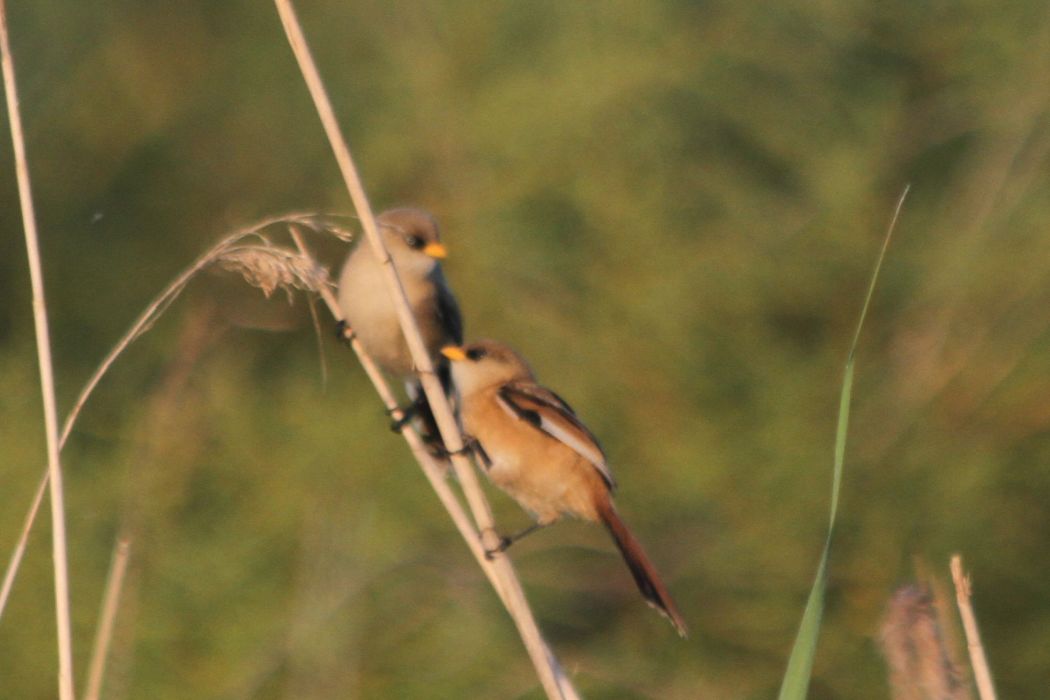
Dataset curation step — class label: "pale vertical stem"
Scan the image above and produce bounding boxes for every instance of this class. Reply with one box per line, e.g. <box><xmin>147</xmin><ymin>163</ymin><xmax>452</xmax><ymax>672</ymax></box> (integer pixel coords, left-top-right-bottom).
<box><xmin>950</xmin><ymin>555</ymin><xmax>997</xmax><ymax>700</ymax></box>
<box><xmin>273</xmin><ymin>6</ymin><xmax>576</xmax><ymax>697</ymax></box>
<box><xmin>82</xmin><ymin>538</ymin><xmax>131</xmax><ymax>700</ymax></box>
<box><xmin>0</xmin><ymin>2</ymin><xmax>75</xmax><ymax>698</ymax></box>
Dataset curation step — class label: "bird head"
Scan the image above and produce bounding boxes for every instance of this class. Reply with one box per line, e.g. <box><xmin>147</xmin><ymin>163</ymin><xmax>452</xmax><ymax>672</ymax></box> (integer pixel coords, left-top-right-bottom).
<box><xmin>376</xmin><ymin>207</ymin><xmax>448</xmax><ymax>274</ymax></box>
<box><xmin>441</xmin><ymin>340</ymin><xmax>534</xmax><ymax>394</ymax></box>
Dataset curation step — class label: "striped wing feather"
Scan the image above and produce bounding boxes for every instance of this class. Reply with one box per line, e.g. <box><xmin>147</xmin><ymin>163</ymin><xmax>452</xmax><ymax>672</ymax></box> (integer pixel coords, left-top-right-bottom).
<box><xmin>496</xmin><ymin>380</ymin><xmax>617</xmax><ymax>491</ymax></box>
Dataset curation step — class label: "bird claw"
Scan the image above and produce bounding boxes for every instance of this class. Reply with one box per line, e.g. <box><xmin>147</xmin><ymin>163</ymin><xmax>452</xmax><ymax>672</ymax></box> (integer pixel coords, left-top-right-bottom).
<box><xmin>434</xmin><ymin>435</ymin><xmax>478</xmax><ymax>459</ymax></box>
<box><xmin>484</xmin><ymin>536</ymin><xmax>512</xmax><ymax>560</ymax></box>
<box><xmin>335</xmin><ymin>320</ymin><xmax>355</xmax><ymax>345</ymax></box>
<box><xmin>386</xmin><ymin>404</ymin><xmax>418</xmax><ymax>433</ymax></box>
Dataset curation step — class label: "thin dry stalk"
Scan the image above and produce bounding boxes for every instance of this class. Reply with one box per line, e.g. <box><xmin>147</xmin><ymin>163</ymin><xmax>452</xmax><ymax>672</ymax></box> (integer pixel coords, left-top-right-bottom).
<box><xmin>0</xmin><ymin>215</ymin><xmax>342</xmax><ymax>624</ymax></box>
<box><xmin>288</xmin><ymin>230</ymin><xmax>512</xmax><ymax>605</ymax></box>
<box><xmin>59</xmin><ymin>213</ymin><xmax>340</xmax><ymax>448</ymax></box>
<box><xmin>0</xmin><ymin>1</ymin><xmax>75</xmax><ymax>696</ymax></box>
<box><xmin>82</xmin><ymin>538</ymin><xmax>131</xmax><ymax>700</ymax></box>
<box><xmin>272</xmin><ymin>4</ymin><xmax>577</xmax><ymax>697</ymax></box>
<box><xmin>950</xmin><ymin>555</ymin><xmax>998</xmax><ymax>700</ymax></box>
<box><xmin>0</xmin><ymin>475</ymin><xmax>47</xmax><ymax>621</ymax></box>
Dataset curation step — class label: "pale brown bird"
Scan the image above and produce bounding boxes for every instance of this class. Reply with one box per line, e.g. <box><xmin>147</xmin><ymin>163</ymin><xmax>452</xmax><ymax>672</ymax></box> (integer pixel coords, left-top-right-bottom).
<box><xmin>441</xmin><ymin>339</ymin><xmax>688</xmax><ymax>637</ymax></box>
<box><xmin>337</xmin><ymin>208</ymin><xmax>462</xmax><ymax>443</ymax></box>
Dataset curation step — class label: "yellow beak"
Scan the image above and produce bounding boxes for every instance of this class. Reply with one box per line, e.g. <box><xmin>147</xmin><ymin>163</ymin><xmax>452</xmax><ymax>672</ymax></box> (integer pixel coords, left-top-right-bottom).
<box><xmin>423</xmin><ymin>242</ymin><xmax>448</xmax><ymax>259</ymax></box>
<box><xmin>441</xmin><ymin>345</ymin><xmax>467</xmax><ymax>362</ymax></box>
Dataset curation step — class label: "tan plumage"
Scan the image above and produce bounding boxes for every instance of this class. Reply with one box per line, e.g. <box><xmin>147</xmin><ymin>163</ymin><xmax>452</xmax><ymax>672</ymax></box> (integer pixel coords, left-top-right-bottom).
<box><xmin>337</xmin><ymin>208</ymin><xmax>462</xmax><ymax>447</ymax></box>
<box><xmin>443</xmin><ymin>339</ymin><xmax>688</xmax><ymax>637</ymax></box>
<box><xmin>337</xmin><ymin>208</ymin><xmax>462</xmax><ymax>379</ymax></box>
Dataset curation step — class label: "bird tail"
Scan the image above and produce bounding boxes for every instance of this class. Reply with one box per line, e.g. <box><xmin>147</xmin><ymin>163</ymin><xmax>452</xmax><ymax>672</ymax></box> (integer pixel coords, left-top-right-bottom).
<box><xmin>597</xmin><ymin>497</ymin><xmax>688</xmax><ymax>638</ymax></box>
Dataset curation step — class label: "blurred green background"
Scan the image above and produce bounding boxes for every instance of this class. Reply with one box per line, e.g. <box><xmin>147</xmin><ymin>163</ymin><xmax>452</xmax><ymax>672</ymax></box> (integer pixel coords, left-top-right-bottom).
<box><xmin>2</xmin><ymin>1</ymin><xmax>1049</xmax><ymax>698</ymax></box>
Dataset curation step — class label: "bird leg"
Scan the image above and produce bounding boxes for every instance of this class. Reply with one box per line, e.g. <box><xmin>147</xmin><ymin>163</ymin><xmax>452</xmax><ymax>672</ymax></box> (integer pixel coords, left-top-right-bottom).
<box><xmin>485</xmin><ymin>522</ymin><xmax>548</xmax><ymax>559</ymax></box>
<box><xmin>387</xmin><ymin>399</ymin><xmax>448</xmax><ymax>459</ymax></box>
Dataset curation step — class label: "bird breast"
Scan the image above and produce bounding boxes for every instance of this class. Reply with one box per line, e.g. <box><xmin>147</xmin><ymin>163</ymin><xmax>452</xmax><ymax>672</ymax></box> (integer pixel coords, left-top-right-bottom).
<box><xmin>462</xmin><ymin>387</ymin><xmax>604</xmax><ymax>524</ymax></box>
<box><xmin>338</xmin><ymin>249</ymin><xmax>429</xmax><ymax>377</ymax></box>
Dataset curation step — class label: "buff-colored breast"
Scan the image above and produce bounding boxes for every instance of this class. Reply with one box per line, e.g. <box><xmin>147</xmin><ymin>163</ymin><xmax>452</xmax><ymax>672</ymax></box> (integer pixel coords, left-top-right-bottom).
<box><xmin>338</xmin><ymin>249</ymin><xmax>445</xmax><ymax>377</ymax></box>
<box><xmin>462</xmin><ymin>385</ymin><xmax>608</xmax><ymax>524</ymax></box>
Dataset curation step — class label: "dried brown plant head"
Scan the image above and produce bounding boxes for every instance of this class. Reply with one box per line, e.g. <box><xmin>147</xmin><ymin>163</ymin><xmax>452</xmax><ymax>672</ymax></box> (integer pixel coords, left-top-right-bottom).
<box><xmin>880</xmin><ymin>584</ymin><xmax>971</xmax><ymax>700</ymax></box>
<box><xmin>218</xmin><ymin>244</ymin><xmax>328</xmax><ymax>301</ymax></box>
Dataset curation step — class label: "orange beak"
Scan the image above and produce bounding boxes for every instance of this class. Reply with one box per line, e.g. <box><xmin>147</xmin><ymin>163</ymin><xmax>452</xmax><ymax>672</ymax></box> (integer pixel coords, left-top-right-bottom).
<box><xmin>441</xmin><ymin>346</ymin><xmax>467</xmax><ymax>361</ymax></box>
<box><xmin>422</xmin><ymin>242</ymin><xmax>448</xmax><ymax>259</ymax></box>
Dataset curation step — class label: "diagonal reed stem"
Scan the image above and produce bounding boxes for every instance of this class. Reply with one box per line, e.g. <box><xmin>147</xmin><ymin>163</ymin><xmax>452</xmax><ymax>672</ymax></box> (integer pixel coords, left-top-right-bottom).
<box><xmin>0</xmin><ymin>216</ymin><xmax>314</xmax><ymax>626</ymax></box>
<box><xmin>0</xmin><ymin>1</ymin><xmax>75</xmax><ymax>697</ymax></box>
<box><xmin>82</xmin><ymin>538</ymin><xmax>131</xmax><ymax>700</ymax></box>
<box><xmin>273</xmin><ymin>3</ymin><xmax>577</xmax><ymax>697</ymax></box>
<box><xmin>288</xmin><ymin>229</ymin><xmax>511</xmax><ymax>600</ymax></box>
<box><xmin>0</xmin><ymin>475</ymin><xmax>48</xmax><ymax>620</ymax></box>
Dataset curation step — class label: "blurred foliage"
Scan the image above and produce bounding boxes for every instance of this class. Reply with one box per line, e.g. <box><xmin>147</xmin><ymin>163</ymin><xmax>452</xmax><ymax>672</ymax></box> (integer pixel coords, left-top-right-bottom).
<box><xmin>2</xmin><ymin>1</ymin><xmax>1049</xmax><ymax>698</ymax></box>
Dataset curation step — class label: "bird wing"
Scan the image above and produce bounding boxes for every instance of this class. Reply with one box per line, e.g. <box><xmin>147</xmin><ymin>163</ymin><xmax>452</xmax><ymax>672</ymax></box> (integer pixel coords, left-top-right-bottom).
<box><xmin>433</xmin><ymin>270</ymin><xmax>464</xmax><ymax>345</ymax></box>
<box><xmin>497</xmin><ymin>380</ymin><xmax>616</xmax><ymax>491</ymax></box>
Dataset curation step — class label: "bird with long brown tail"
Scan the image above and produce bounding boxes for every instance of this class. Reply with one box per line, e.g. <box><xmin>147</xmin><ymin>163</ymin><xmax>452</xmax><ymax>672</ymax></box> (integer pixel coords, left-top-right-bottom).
<box><xmin>442</xmin><ymin>339</ymin><xmax>687</xmax><ymax>637</ymax></box>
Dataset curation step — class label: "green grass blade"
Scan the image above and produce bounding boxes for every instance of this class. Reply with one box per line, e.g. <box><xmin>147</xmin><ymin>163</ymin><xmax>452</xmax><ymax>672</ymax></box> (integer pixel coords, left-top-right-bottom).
<box><xmin>777</xmin><ymin>186</ymin><xmax>910</xmax><ymax>699</ymax></box>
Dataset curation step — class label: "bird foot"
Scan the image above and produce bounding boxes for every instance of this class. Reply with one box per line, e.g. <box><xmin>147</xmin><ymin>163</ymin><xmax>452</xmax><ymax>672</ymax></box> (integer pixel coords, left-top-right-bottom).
<box><xmin>484</xmin><ymin>536</ymin><xmax>512</xmax><ymax>561</ymax></box>
<box><xmin>386</xmin><ymin>404</ymin><xmax>417</xmax><ymax>433</ymax></box>
<box><xmin>433</xmin><ymin>434</ymin><xmax>479</xmax><ymax>459</ymax></box>
<box><xmin>335</xmin><ymin>320</ymin><xmax>355</xmax><ymax>345</ymax></box>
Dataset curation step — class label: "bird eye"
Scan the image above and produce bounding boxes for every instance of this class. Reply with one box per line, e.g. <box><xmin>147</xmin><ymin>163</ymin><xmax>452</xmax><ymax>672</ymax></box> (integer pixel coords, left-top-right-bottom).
<box><xmin>404</xmin><ymin>234</ymin><xmax>425</xmax><ymax>250</ymax></box>
<box><xmin>466</xmin><ymin>347</ymin><xmax>487</xmax><ymax>361</ymax></box>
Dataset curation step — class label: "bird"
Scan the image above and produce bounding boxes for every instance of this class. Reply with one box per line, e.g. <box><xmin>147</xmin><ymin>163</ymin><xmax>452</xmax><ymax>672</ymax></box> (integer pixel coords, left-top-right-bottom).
<box><xmin>337</xmin><ymin>208</ymin><xmax>463</xmax><ymax>447</ymax></box>
<box><xmin>441</xmin><ymin>339</ymin><xmax>688</xmax><ymax>637</ymax></box>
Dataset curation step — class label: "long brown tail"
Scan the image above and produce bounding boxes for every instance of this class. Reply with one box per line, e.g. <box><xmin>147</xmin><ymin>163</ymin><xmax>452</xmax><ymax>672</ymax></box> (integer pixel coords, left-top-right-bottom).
<box><xmin>597</xmin><ymin>497</ymin><xmax>688</xmax><ymax>637</ymax></box>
